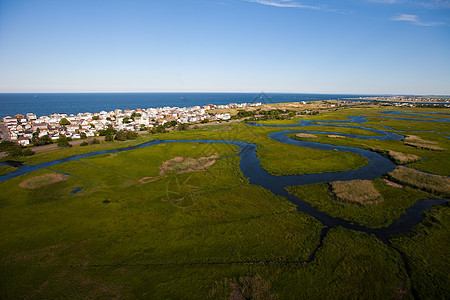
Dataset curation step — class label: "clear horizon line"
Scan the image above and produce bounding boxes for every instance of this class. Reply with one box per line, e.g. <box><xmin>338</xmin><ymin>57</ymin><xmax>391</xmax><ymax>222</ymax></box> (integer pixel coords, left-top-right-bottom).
<box><xmin>0</xmin><ymin>91</ymin><xmax>449</xmax><ymax>96</ymax></box>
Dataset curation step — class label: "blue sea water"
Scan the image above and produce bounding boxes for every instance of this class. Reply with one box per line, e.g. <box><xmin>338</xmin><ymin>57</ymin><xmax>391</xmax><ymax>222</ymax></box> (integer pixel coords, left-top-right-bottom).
<box><xmin>0</xmin><ymin>92</ymin><xmax>373</xmax><ymax>118</ymax></box>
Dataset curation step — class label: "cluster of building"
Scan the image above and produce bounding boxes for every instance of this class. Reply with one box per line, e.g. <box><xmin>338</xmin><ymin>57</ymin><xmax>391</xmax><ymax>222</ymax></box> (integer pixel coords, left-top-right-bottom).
<box><xmin>1</xmin><ymin>102</ymin><xmax>262</xmax><ymax>146</ymax></box>
<box><xmin>354</xmin><ymin>96</ymin><xmax>450</xmax><ymax>103</ymax></box>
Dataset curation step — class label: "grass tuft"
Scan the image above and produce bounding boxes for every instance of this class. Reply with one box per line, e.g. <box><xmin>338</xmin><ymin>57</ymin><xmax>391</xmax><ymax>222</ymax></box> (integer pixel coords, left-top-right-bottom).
<box><xmin>330</xmin><ymin>180</ymin><xmax>382</xmax><ymax>205</ymax></box>
<box><xmin>295</xmin><ymin>133</ymin><xmax>318</xmax><ymax>139</ymax></box>
<box><xmin>403</xmin><ymin>135</ymin><xmax>443</xmax><ymax>151</ymax></box>
<box><xmin>159</xmin><ymin>155</ymin><xmax>217</xmax><ymax>175</ymax></box>
<box><xmin>388</xmin><ymin>166</ymin><xmax>450</xmax><ymax>196</ymax></box>
<box><xmin>19</xmin><ymin>173</ymin><xmax>69</xmax><ymax>189</ymax></box>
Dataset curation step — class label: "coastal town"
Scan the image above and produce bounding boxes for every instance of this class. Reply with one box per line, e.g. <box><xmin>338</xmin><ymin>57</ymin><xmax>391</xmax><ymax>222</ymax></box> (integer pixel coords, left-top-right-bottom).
<box><xmin>2</xmin><ymin>97</ymin><xmax>449</xmax><ymax>148</ymax></box>
<box><xmin>349</xmin><ymin>95</ymin><xmax>450</xmax><ymax>103</ymax></box>
<box><xmin>1</xmin><ymin>102</ymin><xmax>262</xmax><ymax>146</ymax></box>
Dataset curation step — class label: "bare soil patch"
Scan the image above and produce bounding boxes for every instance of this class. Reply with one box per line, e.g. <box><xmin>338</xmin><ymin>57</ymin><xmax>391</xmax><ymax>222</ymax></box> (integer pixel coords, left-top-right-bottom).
<box><xmin>328</xmin><ymin>134</ymin><xmax>345</xmax><ymax>138</ymax></box>
<box><xmin>388</xmin><ymin>166</ymin><xmax>450</xmax><ymax>195</ymax></box>
<box><xmin>403</xmin><ymin>135</ymin><xmax>443</xmax><ymax>151</ymax></box>
<box><xmin>296</xmin><ymin>133</ymin><xmax>318</xmax><ymax>139</ymax></box>
<box><xmin>330</xmin><ymin>180</ymin><xmax>382</xmax><ymax>205</ymax></box>
<box><xmin>19</xmin><ymin>173</ymin><xmax>69</xmax><ymax>190</ymax></box>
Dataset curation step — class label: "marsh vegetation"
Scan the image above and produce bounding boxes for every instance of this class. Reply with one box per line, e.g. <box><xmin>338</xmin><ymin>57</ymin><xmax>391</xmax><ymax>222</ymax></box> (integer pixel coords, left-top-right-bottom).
<box><xmin>0</xmin><ymin>106</ymin><xmax>448</xmax><ymax>298</ymax></box>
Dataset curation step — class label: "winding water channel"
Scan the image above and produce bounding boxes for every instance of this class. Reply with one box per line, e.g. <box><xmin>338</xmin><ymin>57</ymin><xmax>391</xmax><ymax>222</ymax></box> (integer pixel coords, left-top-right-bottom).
<box><xmin>0</xmin><ymin>111</ymin><xmax>448</xmax><ymax>244</ymax></box>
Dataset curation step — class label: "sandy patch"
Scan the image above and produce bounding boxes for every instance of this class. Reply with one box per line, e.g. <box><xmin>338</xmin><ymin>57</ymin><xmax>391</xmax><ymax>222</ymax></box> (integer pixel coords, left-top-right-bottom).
<box><xmin>19</xmin><ymin>173</ymin><xmax>69</xmax><ymax>189</ymax></box>
<box><xmin>328</xmin><ymin>135</ymin><xmax>345</xmax><ymax>138</ymax></box>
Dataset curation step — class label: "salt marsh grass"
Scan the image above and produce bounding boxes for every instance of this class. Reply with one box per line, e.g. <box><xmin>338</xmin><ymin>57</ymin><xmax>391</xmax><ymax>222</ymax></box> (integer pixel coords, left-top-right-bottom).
<box><xmin>388</xmin><ymin>167</ymin><xmax>450</xmax><ymax>196</ymax></box>
<box><xmin>330</xmin><ymin>180</ymin><xmax>382</xmax><ymax>205</ymax></box>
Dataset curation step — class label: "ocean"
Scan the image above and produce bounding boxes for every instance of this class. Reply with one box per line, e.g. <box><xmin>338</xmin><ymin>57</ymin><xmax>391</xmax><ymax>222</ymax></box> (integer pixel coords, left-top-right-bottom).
<box><xmin>0</xmin><ymin>92</ymin><xmax>374</xmax><ymax>118</ymax></box>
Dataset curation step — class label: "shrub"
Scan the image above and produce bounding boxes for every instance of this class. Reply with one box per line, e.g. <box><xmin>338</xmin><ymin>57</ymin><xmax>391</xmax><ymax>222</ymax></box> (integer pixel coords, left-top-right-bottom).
<box><xmin>0</xmin><ymin>141</ymin><xmax>16</xmax><ymax>151</ymax></box>
<box><xmin>126</xmin><ymin>131</ymin><xmax>138</xmax><ymax>140</ymax></box>
<box><xmin>57</xmin><ymin>135</ymin><xmax>72</xmax><ymax>147</ymax></box>
<box><xmin>114</xmin><ymin>130</ymin><xmax>127</xmax><ymax>141</ymax></box>
<box><xmin>22</xmin><ymin>148</ymin><xmax>35</xmax><ymax>156</ymax></box>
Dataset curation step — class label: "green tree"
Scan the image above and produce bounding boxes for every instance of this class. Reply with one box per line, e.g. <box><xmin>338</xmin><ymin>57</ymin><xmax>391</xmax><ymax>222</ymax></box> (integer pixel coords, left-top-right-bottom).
<box><xmin>177</xmin><ymin>124</ymin><xmax>189</xmax><ymax>131</ymax></box>
<box><xmin>114</xmin><ymin>130</ymin><xmax>127</xmax><ymax>141</ymax></box>
<box><xmin>38</xmin><ymin>135</ymin><xmax>52</xmax><ymax>146</ymax></box>
<box><xmin>22</xmin><ymin>148</ymin><xmax>35</xmax><ymax>156</ymax></box>
<box><xmin>0</xmin><ymin>141</ymin><xmax>15</xmax><ymax>151</ymax></box>
<box><xmin>155</xmin><ymin>125</ymin><xmax>166</xmax><ymax>133</ymax></box>
<box><xmin>99</xmin><ymin>125</ymin><xmax>117</xmax><ymax>136</ymax></box>
<box><xmin>126</xmin><ymin>131</ymin><xmax>138</xmax><ymax>140</ymax></box>
<box><xmin>57</xmin><ymin>135</ymin><xmax>72</xmax><ymax>147</ymax></box>
<box><xmin>59</xmin><ymin>118</ymin><xmax>71</xmax><ymax>125</ymax></box>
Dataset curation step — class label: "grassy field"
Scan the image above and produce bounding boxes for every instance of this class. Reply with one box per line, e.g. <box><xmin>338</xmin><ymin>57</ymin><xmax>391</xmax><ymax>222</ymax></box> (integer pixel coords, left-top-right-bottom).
<box><xmin>391</xmin><ymin>203</ymin><xmax>450</xmax><ymax>299</ymax></box>
<box><xmin>286</xmin><ymin>179</ymin><xmax>433</xmax><ymax>228</ymax></box>
<box><xmin>0</xmin><ymin>106</ymin><xmax>448</xmax><ymax>298</ymax></box>
<box><xmin>209</xmin><ymin>227</ymin><xmax>412</xmax><ymax>299</ymax></box>
<box><xmin>2</xmin><ymin>122</ymin><xmax>373</xmax><ymax>177</ymax></box>
<box><xmin>0</xmin><ymin>165</ymin><xmax>18</xmax><ymax>176</ymax></box>
<box><xmin>289</xmin><ymin>129</ymin><xmax>450</xmax><ymax>176</ymax></box>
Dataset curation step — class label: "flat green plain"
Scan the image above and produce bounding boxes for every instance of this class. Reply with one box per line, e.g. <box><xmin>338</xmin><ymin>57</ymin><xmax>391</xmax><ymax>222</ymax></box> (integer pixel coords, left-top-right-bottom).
<box><xmin>0</xmin><ymin>106</ymin><xmax>448</xmax><ymax>298</ymax></box>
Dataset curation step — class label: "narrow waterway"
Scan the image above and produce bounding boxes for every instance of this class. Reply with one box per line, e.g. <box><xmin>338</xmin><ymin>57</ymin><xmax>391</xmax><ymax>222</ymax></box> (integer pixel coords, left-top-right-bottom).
<box><xmin>0</xmin><ymin>111</ymin><xmax>448</xmax><ymax>242</ymax></box>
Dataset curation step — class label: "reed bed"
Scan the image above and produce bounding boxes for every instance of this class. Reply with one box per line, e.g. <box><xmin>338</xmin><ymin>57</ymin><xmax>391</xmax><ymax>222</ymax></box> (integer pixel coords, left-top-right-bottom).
<box><xmin>19</xmin><ymin>173</ymin><xmax>68</xmax><ymax>189</ymax></box>
<box><xmin>403</xmin><ymin>135</ymin><xmax>443</xmax><ymax>151</ymax></box>
<box><xmin>295</xmin><ymin>133</ymin><xmax>318</xmax><ymax>139</ymax></box>
<box><xmin>388</xmin><ymin>166</ymin><xmax>450</xmax><ymax>195</ymax></box>
<box><xmin>330</xmin><ymin>180</ymin><xmax>382</xmax><ymax>205</ymax></box>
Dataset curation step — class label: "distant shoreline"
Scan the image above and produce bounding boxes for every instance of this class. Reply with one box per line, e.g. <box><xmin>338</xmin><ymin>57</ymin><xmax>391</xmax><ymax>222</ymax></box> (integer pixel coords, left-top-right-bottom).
<box><xmin>0</xmin><ymin>92</ymin><xmax>377</xmax><ymax>119</ymax></box>
<box><xmin>1</xmin><ymin>92</ymin><xmax>449</xmax><ymax>119</ymax></box>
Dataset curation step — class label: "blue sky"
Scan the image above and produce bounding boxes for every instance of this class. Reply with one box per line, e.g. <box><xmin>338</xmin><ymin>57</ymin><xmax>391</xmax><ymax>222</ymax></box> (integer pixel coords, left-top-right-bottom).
<box><xmin>0</xmin><ymin>0</ymin><xmax>449</xmax><ymax>94</ymax></box>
